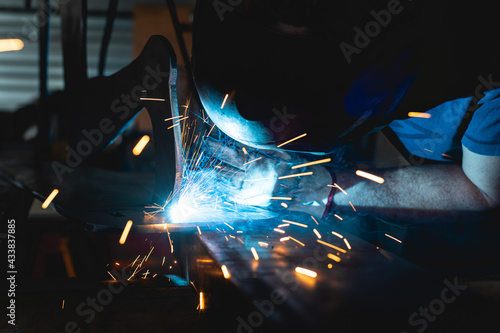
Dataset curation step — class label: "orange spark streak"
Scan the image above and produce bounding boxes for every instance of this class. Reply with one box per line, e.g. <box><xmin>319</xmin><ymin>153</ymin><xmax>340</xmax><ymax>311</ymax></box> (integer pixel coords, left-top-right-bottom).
<box><xmin>311</xmin><ymin>216</ymin><xmax>319</xmax><ymax>225</ymax></box>
<box><xmin>119</xmin><ymin>220</ymin><xmax>133</xmax><ymax>244</ymax></box>
<box><xmin>343</xmin><ymin>238</ymin><xmax>352</xmax><ymax>250</ymax></box>
<box><xmin>282</xmin><ymin>220</ymin><xmax>308</xmax><ymax>228</ymax></box>
<box><xmin>270</xmin><ymin>197</ymin><xmax>292</xmax><ymax>201</ymax></box>
<box><xmin>243</xmin><ymin>157</ymin><xmax>262</xmax><ymax>166</ymax></box>
<box><xmin>251</xmin><ymin>247</ymin><xmax>259</xmax><ymax>260</ymax></box>
<box><xmin>295</xmin><ymin>267</ymin><xmax>317</xmax><ymax>278</ymax></box>
<box><xmin>291</xmin><ymin>158</ymin><xmax>331</xmax><ymax>169</ymax></box>
<box><xmin>221</xmin><ymin>94</ymin><xmax>229</xmax><ymax>109</ymax></box>
<box><xmin>42</xmin><ymin>189</ymin><xmax>59</xmax><ymax>209</ymax></box>
<box><xmin>408</xmin><ymin>112</ymin><xmax>431</xmax><ymax>118</ymax></box>
<box><xmin>278</xmin><ymin>172</ymin><xmax>313</xmax><ymax>180</ymax></box>
<box><xmin>221</xmin><ymin>265</ymin><xmax>231</xmax><ymax>279</ymax></box>
<box><xmin>317</xmin><ymin>239</ymin><xmax>347</xmax><ymax>253</ymax></box>
<box><xmin>139</xmin><ymin>97</ymin><xmax>165</xmax><ymax>101</ymax></box>
<box><xmin>277</xmin><ymin>133</ymin><xmax>307</xmax><ymax>148</ymax></box>
<box><xmin>355</xmin><ymin>170</ymin><xmax>385</xmax><ymax>184</ymax></box>
<box><xmin>327</xmin><ymin>253</ymin><xmax>341</xmax><ymax>262</ymax></box>
<box><xmin>258</xmin><ymin>241</ymin><xmax>269</xmax><ymax>248</ymax></box>
<box><xmin>313</xmin><ymin>229</ymin><xmax>322</xmax><ymax>239</ymax></box>
<box><xmin>289</xmin><ymin>236</ymin><xmax>305</xmax><ymax>246</ymax></box>
<box><xmin>274</xmin><ymin>228</ymin><xmax>285</xmax><ymax>234</ymax></box>
<box><xmin>242</xmin><ymin>147</ymin><xmax>248</xmax><ymax>155</ymax></box>
<box><xmin>334</xmin><ymin>214</ymin><xmax>343</xmax><ymax>220</ymax></box>
<box><xmin>132</xmin><ymin>135</ymin><xmax>150</xmax><ymax>155</ymax></box>
<box><xmin>280</xmin><ymin>237</ymin><xmax>290</xmax><ymax>242</ymax></box>
<box><xmin>327</xmin><ymin>183</ymin><xmax>347</xmax><ymax>195</ymax></box>
<box><xmin>349</xmin><ymin>201</ymin><xmax>356</xmax><ymax>212</ymax></box>
<box><xmin>385</xmin><ymin>233</ymin><xmax>402</xmax><ymax>243</ymax></box>
<box><xmin>331</xmin><ymin>231</ymin><xmax>343</xmax><ymax>239</ymax></box>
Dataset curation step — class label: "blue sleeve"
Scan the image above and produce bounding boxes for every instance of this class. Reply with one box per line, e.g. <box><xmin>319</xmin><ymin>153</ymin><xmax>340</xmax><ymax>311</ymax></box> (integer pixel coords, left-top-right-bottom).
<box><xmin>461</xmin><ymin>92</ymin><xmax>500</xmax><ymax>156</ymax></box>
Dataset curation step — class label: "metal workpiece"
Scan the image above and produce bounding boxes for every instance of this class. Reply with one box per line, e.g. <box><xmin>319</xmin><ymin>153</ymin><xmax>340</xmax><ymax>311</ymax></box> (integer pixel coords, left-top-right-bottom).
<box><xmin>172</xmin><ymin>214</ymin><xmax>442</xmax><ymax>332</ymax></box>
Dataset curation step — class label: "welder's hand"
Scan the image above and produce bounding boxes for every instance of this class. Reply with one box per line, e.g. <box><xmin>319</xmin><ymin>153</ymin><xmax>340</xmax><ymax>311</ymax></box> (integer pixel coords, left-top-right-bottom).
<box><xmin>203</xmin><ymin>137</ymin><xmax>333</xmax><ymax>218</ymax></box>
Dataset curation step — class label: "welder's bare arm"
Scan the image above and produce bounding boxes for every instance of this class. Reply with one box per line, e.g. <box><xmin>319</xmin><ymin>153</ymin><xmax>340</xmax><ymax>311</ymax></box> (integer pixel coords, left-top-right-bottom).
<box><xmin>324</xmin><ymin>145</ymin><xmax>500</xmax><ymax>223</ymax></box>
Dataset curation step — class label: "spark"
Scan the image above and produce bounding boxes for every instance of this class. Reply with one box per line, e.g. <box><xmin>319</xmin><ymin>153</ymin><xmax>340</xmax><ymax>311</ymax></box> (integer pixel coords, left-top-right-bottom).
<box><xmin>115</xmin><ymin>262</ymin><xmax>120</xmax><ymax>266</ymax></box>
<box><xmin>153</xmin><ymin>274</ymin><xmax>157</xmax><ymax>278</ymax></box>
<box><xmin>206</xmin><ymin>123</ymin><xmax>216</xmax><ymax>137</ymax></box>
<box><xmin>328</xmin><ymin>183</ymin><xmax>347</xmax><ymax>195</ymax></box>
<box><xmin>334</xmin><ymin>214</ymin><xmax>343</xmax><ymax>220</ymax></box>
<box><xmin>164</xmin><ymin>115</ymin><xmax>182</xmax><ymax>122</ymax></box>
<box><xmin>282</xmin><ymin>220</ymin><xmax>308</xmax><ymax>228</ymax></box>
<box><xmin>277</xmin><ymin>133</ymin><xmax>307</xmax><ymax>148</ymax></box>
<box><xmin>199</xmin><ymin>292</ymin><xmax>205</xmax><ymax>310</ymax></box>
<box><xmin>355</xmin><ymin>170</ymin><xmax>385</xmax><ymax>184</ymax></box>
<box><xmin>140</xmin><ymin>97</ymin><xmax>165</xmax><ymax>101</ymax></box>
<box><xmin>313</xmin><ymin>229</ymin><xmax>322</xmax><ymax>239</ymax></box>
<box><xmin>165</xmin><ymin>224</ymin><xmax>174</xmax><ymax>253</ymax></box>
<box><xmin>168</xmin><ymin>122</ymin><xmax>180</xmax><ymax>130</ymax></box>
<box><xmin>132</xmin><ymin>135</ymin><xmax>150</xmax><ymax>155</ymax></box>
<box><xmin>119</xmin><ymin>220</ymin><xmax>133</xmax><ymax>244</ymax></box>
<box><xmin>107</xmin><ymin>271</ymin><xmax>117</xmax><ymax>280</ymax></box>
<box><xmin>131</xmin><ymin>255</ymin><xmax>140</xmax><ymax>267</ymax></box>
<box><xmin>225</xmin><ymin>236</ymin><xmax>229</xmax><ymax>241</ymax></box>
<box><xmin>270</xmin><ymin>197</ymin><xmax>292</xmax><ymax>201</ymax></box>
<box><xmin>0</xmin><ymin>39</ymin><xmax>24</xmax><ymax>52</ymax></box>
<box><xmin>291</xmin><ymin>158</ymin><xmax>331</xmax><ymax>169</ymax></box>
<box><xmin>281</xmin><ymin>202</ymin><xmax>288</xmax><ymax>208</ymax></box>
<box><xmin>385</xmin><ymin>233</ymin><xmax>402</xmax><ymax>243</ymax></box>
<box><xmin>162</xmin><ymin>256</ymin><xmax>165</xmax><ymax>266</ymax></box>
<box><xmin>224</xmin><ymin>222</ymin><xmax>234</xmax><ymax>230</ymax></box>
<box><xmin>328</xmin><ymin>264</ymin><xmax>333</xmax><ymax>269</ymax></box>
<box><xmin>278</xmin><ymin>172</ymin><xmax>313</xmax><ymax>180</ymax></box>
<box><xmin>42</xmin><ymin>189</ymin><xmax>59</xmax><ymax>209</ymax></box>
<box><xmin>221</xmin><ymin>94</ymin><xmax>229</xmax><ymax>109</ymax></box>
<box><xmin>229</xmin><ymin>234</ymin><xmax>235</xmax><ymax>239</ymax></box>
<box><xmin>424</xmin><ymin>148</ymin><xmax>433</xmax><ymax>153</ymax></box>
<box><xmin>242</xmin><ymin>147</ymin><xmax>248</xmax><ymax>155</ymax></box>
<box><xmin>408</xmin><ymin>112</ymin><xmax>431</xmax><ymax>118</ymax></box>
<box><xmin>236</xmin><ymin>230</ymin><xmax>243</xmax><ymax>233</ymax></box>
<box><xmin>251</xmin><ymin>247</ymin><xmax>259</xmax><ymax>260</ymax></box>
<box><xmin>197</xmin><ymin>226</ymin><xmax>202</xmax><ymax>235</ymax></box>
<box><xmin>274</xmin><ymin>228</ymin><xmax>285</xmax><ymax>234</ymax></box>
<box><xmin>331</xmin><ymin>231</ymin><xmax>343</xmax><ymax>239</ymax></box>
<box><xmin>243</xmin><ymin>157</ymin><xmax>262</xmax><ymax>166</ymax></box>
<box><xmin>280</xmin><ymin>237</ymin><xmax>290</xmax><ymax>242</ymax></box>
<box><xmin>327</xmin><ymin>253</ymin><xmax>341</xmax><ymax>262</ymax></box>
<box><xmin>317</xmin><ymin>239</ymin><xmax>347</xmax><ymax>253</ymax></box>
<box><xmin>289</xmin><ymin>236</ymin><xmax>305</xmax><ymax>246</ymax></box>
<box><xmin>221</xmin><ymin>265</ymin><xmax>231</xmax><ymax>279</ymax></box>
<box><xmin>295</xmin><ymin>267</ymin><xmax>317</xmax><ymax>278</ymax></box>
<box><xmin>349</xmin><ymin>201</ymin><xmax>356</xmax><ymax>212</ymax></box>
<box><xmin>343</xmin><ymin>238</ymin><xmax>352</xmax><ymax>250</ymax></box>
<box><xmin>278</xmin><ymin>223</ymin><xmax>290</xmax><ymax>228</ymax></box>
<box><xmin>62</xmin><ymin>299</ymin><xmax>65</xmax><ymax>309</ymax></box>
<box><xmin>195</xmin><ymin>151</ymin><xmax>204</xmax><ymax>166</ymax></box>
<box><xmin>258</xmin><ymin>241</ymin><xmax>269</xmax><ymax>248</ymax></box>
<box><xmin>311</xmin><ymin>216</ymin><xmax>319</xmax><ymax>225</ymax></box>
<box><xmin>442</xmin><ymin>153</ymin><xmax>453</xmax><ymax>159</ymax></box>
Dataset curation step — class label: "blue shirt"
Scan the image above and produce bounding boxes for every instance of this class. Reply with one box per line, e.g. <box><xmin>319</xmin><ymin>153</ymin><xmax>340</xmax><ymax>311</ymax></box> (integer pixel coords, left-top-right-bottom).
<box><xmin>389</xmin><ymin>88</ymin><xmax>500</xmax><ymax>161</ymax></box>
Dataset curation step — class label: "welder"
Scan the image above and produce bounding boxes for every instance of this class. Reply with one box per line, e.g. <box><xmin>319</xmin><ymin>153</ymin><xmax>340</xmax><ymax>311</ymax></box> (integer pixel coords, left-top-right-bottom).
<box><xmin>191</xmin><ymin>0</ymin><xmax>500</xmax><ymax>224</ymax></box>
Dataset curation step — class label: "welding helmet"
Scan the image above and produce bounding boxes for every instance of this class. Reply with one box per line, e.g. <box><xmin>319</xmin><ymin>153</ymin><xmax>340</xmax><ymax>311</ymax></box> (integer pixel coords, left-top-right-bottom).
<box><xmin>191</xmin><ymin>0</ymin><xmax>497</xmax><ymax>154</ymax></box>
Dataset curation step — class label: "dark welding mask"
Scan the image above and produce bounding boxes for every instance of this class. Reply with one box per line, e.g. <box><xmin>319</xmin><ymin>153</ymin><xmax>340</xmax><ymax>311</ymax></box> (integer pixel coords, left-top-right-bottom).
<box><xmin>191</xmin><ymin>0</ymin><xmax>497</xmax><ymax>154</ymax></box>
